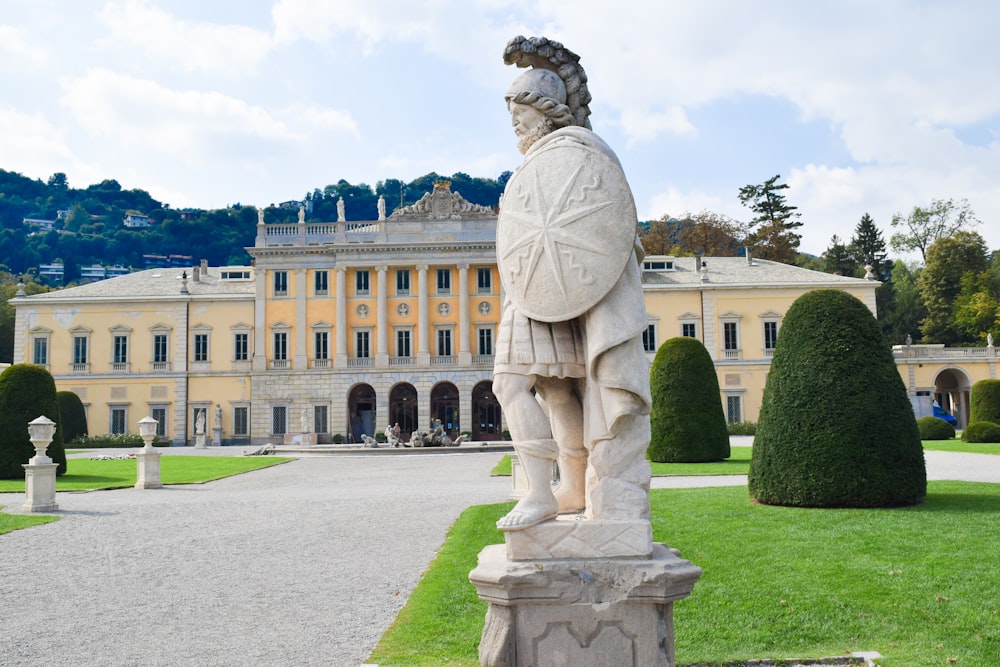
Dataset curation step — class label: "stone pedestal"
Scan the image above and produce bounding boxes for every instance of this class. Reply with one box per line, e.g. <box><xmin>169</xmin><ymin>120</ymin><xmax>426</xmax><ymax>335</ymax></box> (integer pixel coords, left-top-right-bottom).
<box><xmin>470</xmin><ymin>542</ymin><xmax>701</xmax><ymax>667</ymax></box>
<box><xmin>135</xmin><ymin>449</ymin><xmax>162</xmax><ymax>489</ymax></box>
<box><xmin>195</xmin><ymin>433</ymin><xmax>207</xmax><ymax>448</ymax></box>
<box><xmin>22</xmin><ymin>462</ymin><xmax>59</xmax><ymax>512</ymax></box>
<box><xmin>211</xmin><ymin>427</ymin><xmax>222</xmax><ymax>447</ymax></box>
<box><xmin>283</xmin><ymin>433</ymin><xmax>318</xmax><ymax>446</ymax></box>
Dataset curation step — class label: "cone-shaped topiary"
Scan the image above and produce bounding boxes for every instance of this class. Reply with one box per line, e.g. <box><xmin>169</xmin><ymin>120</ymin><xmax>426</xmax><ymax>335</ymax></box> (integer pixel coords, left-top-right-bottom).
<box><xmin>970</xmin><ymin>379</ymin><xmax>1000</xmax><ymax>425</ymax></box>
<box><xmin>648</xmin><ymin>336</ymin><xmax>730</xmax><ymax>462</ymax></box>
<box><xmin>57</xmin><ymin>390</ymin><xmax>89</xmax><ymax>443</ymax></box>
<box><xmin>749</xmin><ymin>289</ymin><xmax>926</xmax><ymax>507</ymax></box>
<box><xmin>0</xmin><ymin>364</ymin><xmax>67</xmax><ymax>478</ymax></box>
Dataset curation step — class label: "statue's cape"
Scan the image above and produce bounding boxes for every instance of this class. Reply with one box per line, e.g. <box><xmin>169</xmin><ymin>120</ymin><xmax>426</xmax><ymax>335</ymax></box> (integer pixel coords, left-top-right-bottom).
<box><xmin>497</xmin><ymin>126</ymin><xmax>638</xmax><ymax>322</ymax></box>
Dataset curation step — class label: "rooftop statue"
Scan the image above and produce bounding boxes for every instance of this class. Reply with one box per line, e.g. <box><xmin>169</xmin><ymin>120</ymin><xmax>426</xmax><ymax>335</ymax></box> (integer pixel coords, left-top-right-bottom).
<box><xmin>389</xmin><ymin>180</ymin><xmax>495</xmax><ymax>220</ymax></box>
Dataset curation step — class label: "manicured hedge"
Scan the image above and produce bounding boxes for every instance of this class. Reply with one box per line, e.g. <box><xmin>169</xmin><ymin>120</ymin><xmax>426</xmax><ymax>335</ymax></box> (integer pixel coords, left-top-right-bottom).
<box><xmin>648</xmin><ymin>336</ymin><xmax>730</xmax><ymax>463</ymax></box>
<box><xmin>57</xmin><ymin>390</ymin><xmax>89</xmax><ymax>442</ymax></box>
<box><xmin>961</xmin><ymin>421</ymin><xmax>1000</xmax><ymax>443</ymax></box>
<box><xmin>0</xmin><ymin>365</ymin><xmax>67</xmax><ymax>478</ymax></box>
<box><xmin>969</xmin><ymin>380</ymin><xmax>1000</xmax><ymax>425</ymax></box>
<box><xmin>917</xmin><ymin>416</ymin><xmax>955</xmax><ymax>441</ymax></box>
<box><xmin>749</xmin><ymin>290</ymin><xmax>926</xmax><ymax>507</ymax></box>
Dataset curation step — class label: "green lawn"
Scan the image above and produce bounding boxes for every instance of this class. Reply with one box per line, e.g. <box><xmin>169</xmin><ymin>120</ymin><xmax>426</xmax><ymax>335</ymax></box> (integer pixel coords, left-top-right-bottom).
<box><xmin>0</xmin><ymin>455</ymin><xmax>291</xmax><ymax>492</ymax></box>
<box><xmin>369</xmin><ymin>481</ymin><xmax>1000</xmax><ymax>666</ymax></box>
<box><xmin>492</xmin><ymin>446</ymin><xmax>753</xmax><ymax>477</ymax></box>
<box><xmin>0</xmin><ymin>508</ymin><xmax>59</xmax><ymax>535</ymax></box>
<box><xmin>922</xmin><ymin>439</ymin><xmax>1000</xmax><ymax>455</ymax></box>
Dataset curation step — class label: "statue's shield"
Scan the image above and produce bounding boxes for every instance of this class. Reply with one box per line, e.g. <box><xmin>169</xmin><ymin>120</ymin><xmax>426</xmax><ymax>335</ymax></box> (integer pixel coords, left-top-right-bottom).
<box><xmin>498</xmin><ymin>139</ymin><xmax>637</xmax><ymax>322</ymax></box>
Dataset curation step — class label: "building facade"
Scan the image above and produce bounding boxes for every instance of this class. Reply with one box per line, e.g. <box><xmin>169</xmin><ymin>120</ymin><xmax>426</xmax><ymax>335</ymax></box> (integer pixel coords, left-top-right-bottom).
<box><xmin>13</xmin><ymin>182</ymin><xmax>997</xmax><ymax>444</ymax></box>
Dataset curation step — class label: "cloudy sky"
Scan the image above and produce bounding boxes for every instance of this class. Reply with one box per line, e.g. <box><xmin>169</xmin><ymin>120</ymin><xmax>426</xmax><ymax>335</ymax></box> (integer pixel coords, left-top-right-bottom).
<box><xmin>2</xmin><ymin>0</ymin><xmax>998</xmax><ymax>258</ymax></box>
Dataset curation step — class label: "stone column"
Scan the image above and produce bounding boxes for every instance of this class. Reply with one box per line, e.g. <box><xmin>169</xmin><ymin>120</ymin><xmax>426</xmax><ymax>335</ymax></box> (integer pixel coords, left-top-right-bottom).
<box><xmin>252</xmin><ymin>267</ymin><xmax>267</xmax><ymax>371</ymax></box>
<box><xmin>417</xmin><ymin>264</ymin><xmax>430</xmax><ymax>366</ymax></box>
<box><xmin>294</xmin><ymin>268</ymin><xmax>308</xmax><ymax>369</ymax></box>
<box><xmin>458</xmin><ymin>263</ymin><xmax>471</xmax><ymax>366</ymax></box>
<box><xmin>335</xmin><ymin>268</ymin><xmax>348</xmax><ymax>367</ymax></box>
<box><xmin>376</xmin><ymin>265</ymin><xmax>388</xmax><ymax>369</ymax></box>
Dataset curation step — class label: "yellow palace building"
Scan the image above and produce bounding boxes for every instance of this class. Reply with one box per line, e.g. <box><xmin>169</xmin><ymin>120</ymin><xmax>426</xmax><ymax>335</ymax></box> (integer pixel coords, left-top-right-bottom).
<box><xmin>11</xmin><ymin>182</ymin><xmax>998</xmax><ymax>445</ymax></box>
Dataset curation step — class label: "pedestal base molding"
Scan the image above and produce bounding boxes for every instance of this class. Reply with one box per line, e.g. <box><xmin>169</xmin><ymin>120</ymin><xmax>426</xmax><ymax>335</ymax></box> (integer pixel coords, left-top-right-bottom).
<box><xmin>470</xmin><ymin>542</ymin><xmax>702</xmax><ymax>667</ymax></box>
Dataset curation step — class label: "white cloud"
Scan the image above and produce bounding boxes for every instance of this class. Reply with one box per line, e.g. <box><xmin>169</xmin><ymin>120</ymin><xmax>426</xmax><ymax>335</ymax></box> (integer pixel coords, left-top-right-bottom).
<box><xmin>0</xmin><ymin>108</ymin><xmax>97</xmax><ymax>186</ymax></box>
<box><xmin>290</xmin><ymin>106</ymin><xmax>360</xmax><ymax>139</ymax></box>
<box><xmin>644</xmin><ymin>186</ymin><xmax>743</xmax><ymax>223</ymax></box>
<box><xmin>0</xmin><ymin>24</ymin><xmax>46</xmax><ymax>65</ymax></box>
<box><xmin>98</xmin><ymin>0</ymin><xmax>273</xmax><ymax>73</ymax></box>
<box><xmin>60</xmin><ymin>68</ymin><xmax>301</xmax><ymax>160</ymax></box>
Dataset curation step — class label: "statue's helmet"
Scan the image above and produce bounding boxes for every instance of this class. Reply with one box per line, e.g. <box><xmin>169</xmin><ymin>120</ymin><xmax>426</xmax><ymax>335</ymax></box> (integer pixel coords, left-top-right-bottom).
<box><xmin>505</xmin><ymin>68</ymin><xmax>567</xmax><ymax>106</ymax></box>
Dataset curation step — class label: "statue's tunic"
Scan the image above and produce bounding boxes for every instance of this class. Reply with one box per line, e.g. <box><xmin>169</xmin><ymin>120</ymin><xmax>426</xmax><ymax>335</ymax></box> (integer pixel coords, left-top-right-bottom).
<box><xmin>495</xmin><ymin>126</ymin><xmax>652</xmax><ymax>461</ymax></box>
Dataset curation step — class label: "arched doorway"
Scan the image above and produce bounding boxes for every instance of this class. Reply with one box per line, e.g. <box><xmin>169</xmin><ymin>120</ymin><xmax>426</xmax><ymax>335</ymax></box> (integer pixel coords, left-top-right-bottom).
<box><xmin>430</xmin><ymin>382</ymin><xmax>460</xmax><ymax>435</ymax></box>
<box><xmin>472</xmin><ymin>381</ymin><xmax>502</xmax><ymax>441</ymax></box>
<box><xmin>348</xmin><ymin>383</ymin><xmax>376</xmax><ymax>443</ymax></box>
<box><xmin>934</xmin><ymin>367</ymin><xmax>972</xmax><ymax>429</ymax></box>
<box><xmin>389</xmin><ymin>383</ymin><xmax>418</xmax><ymax>440</ymax></box>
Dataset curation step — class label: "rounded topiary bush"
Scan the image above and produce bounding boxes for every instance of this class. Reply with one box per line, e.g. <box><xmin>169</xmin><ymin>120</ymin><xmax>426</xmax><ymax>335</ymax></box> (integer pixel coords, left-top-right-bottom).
<box><xmin>748</xmin><ymin>289</ymin><xmax>926</xmax><ymax>507</ymax></box>
<box><xmin>917</xmin><ymin>415</ymin><xmax>955</xmax><ymax>441</ymax></box>
<box><xmin>648</xmin><ymin>336</ymin><xmax>730</xmax><ymax>463</ymax></box>
<box><xmin>0</xmin><ymin>364</ymin><xmax>67</xmax><ymax>478</ymax></box>
<box><xmin>970</xmin><ymin>379</ymin><xmax>1000</xmax><ymax>425</ymax></box>
<box><xmin>57</xmin><ymin>390</ymin><xmax>89</xmax><ymax>443</ymax></box>
<box><xmin>961</xmin><ymin>421</ymin><xmax>1000</xmax><ymax>443</ymax></box>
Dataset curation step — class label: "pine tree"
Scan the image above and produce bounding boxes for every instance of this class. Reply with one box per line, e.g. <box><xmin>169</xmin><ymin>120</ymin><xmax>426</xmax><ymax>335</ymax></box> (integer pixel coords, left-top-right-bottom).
<box><xmin>850</xmin><ymin>213</ymin><xmax>888</xmax><ymax>277</ymax></box>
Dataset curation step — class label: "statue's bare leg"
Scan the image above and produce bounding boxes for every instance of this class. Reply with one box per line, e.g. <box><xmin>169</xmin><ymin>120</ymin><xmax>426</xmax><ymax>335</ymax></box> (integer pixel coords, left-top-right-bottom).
<box><xmin>493</xmin><ymin>373</ymin><xmax>559</xmax><ymax>530</ymax></box>
<box><xmin>536</xmin><ymin>377</ymin><xmax>585</xmax><ymax>514</ymax></box>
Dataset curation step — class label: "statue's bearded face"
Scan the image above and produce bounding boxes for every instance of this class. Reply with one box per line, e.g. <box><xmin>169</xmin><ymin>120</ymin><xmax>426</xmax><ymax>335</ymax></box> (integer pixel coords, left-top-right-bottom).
<box><xmin>510</xmin><ymin>102</ymin><xmax>553</xmax><ymax>154</ymax></box>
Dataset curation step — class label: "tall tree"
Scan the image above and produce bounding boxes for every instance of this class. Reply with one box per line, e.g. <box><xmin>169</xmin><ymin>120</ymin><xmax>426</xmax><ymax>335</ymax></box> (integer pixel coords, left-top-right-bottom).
<box><xmin>638</xmin><ymin>217</ymin><xmax>678</xmax><ymax>255</ymax></box>
<box><xmin>821</xmin><ymin>234</ymin><xmax>858</xmax><ymax>276</ymax></box>
<box><xmin>675</xmin><ymin>211</ymin><xmax>745</xmax><ymax>256</ymax></box>
<box><xmin>917</xmin><ymin>230</ymin><xmax>990</xmax><ymax>344</ymax></box>
<box><xmin>877</xmin><ymin>260</ymin><xmax>926</xmax><ymax>344</ymax></box>
<box><xmin>890</xmin><ymin>198</ymin><xmax>980</xmax><ymax>263</ymax></box>
<box><xmin>738</xmin><ymin>174</ymin><xmax>802</xmax><ymax>262</ymax></box>
<box><xmin>850</xmin><ymin>213</ymin><xmax>888</xmax><ymax>275</ymax></box>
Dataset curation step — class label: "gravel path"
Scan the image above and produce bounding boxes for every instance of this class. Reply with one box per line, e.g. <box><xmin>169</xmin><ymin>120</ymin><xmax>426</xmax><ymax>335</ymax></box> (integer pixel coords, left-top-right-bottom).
<box><xmin>0</xmin><ymin>451</ymin><xmax>510</xmax><ymax>667</ymax></box>
<box><xmin>1</xmin><ymin>444</ymin><xmax>996</xmax><ymax>666</ymax></box>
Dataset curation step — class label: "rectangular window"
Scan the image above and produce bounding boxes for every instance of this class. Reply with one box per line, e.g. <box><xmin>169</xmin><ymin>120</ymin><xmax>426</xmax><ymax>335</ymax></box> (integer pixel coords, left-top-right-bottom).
<box><xmin>355</xmin><ymin>330</ymin><xmax>370</xmax><ymax>358</ymax></box>
<box><xmin>33</xmin><ymin>337</ymin><xmax>48</xmax><ymax>365</ymax></box>
<box><xmin>272</xmin><ymin>406</ymin><xmax>286</xmax><ymax>435</ymax></box>
<box><xmin>642</xmin><ymin>324</ymin><xmax>657</xmax><ymax>352</ymax></box>
<box><xmin>396</xmin><ymin>329</ymin><xmax>411</xmax><ymax>357</ymax></box>
<box><xmin>233</xmin><ymin>406</ymin><xmax>249</xmax><ymax>436</ymax></box>
<box><xmin>314</xmin><ymin>405</ymin><xmax>328</xmax><ymax>434</ymax></box>
<box><xmin>396</xmin><ymin>269</ymin><xmax>410</xmax><ymax>295</ymax></box>
<box><xmin>113</xmin><ymin>335</ymin><xmax>128</xmax><ymax>364</ymax></box>
<box><xmin>110</xmin><ymin>407</ymin><xmax>127</xmax><ymax>435</ymax></box>
<box><xmin>234</xmin><ymin>333</ymin><xmax>249</xmax><ymax>361</ymax></box>
<box><xmin>273</xmin><ymin>332</ymin><xmax>288</xmax><ymax>361</ymax></box>
<box><xmin>73</xmin><ymin>336</ymin><xmax>88</xmax><ymax>364</ymax></box>
<box><xmin>151</xmin><ymin>407</ymin><xmax>167</xmax><ymax>437</ymax></box>
<box><xmin>437</xmin><ymin>329</ymin><xmax>452</xmax><ymax>357</ymax></box>
<box><xmin>314</xmin><ymin>331</ymin><xmax>329</xmax><ymax>360</ymax></box>
<box><xmin>314</xmin><ymin>270</ymin><xmax>329</xmax><ymax>295</ymax></box>
<box><xmin>682</xmin><ymin>322</ymin><xmax>697</xmax><ymax>338</ymax></box>
<box><xmin>726</xmin><ymin>395</ymin><xmax>743</xmax><ymax>424</ymax></box>
<box><xmin>478</xmin><ymin>328</ymin><xmax>493</xmax><ymax>356</ymax></box>
<box><xmin>764</xmin><ymin>321</ymin><xmax>779</xmax><ymax>350</ymax></box>
<box><xmin>355</xmin><ymin>270</ymin><xmax>370</xmax><ymax>295</ymax></box>
<box><xmin>477</xmin><ymin>267</ymin><xmax>492</xmax><ymax>293</ymax></box>
<box><xmin>193</xmin><ymin>333</ymin><xmax>209</xmax><ymax>362</ymax></box>
<box><xmin>153</xmin><ymin>334</ymin><xmax>168</xmax><ymax>363</ymax></box>
<box><xmin>723</xmin><ymin>322</ymin><xmax>739</xmax><ymax>350</ymax></box>
<box><xmin>273</xmin><ymin>270</ymin><xmax>288</xmax><ymax>296</ymax></box>
<box><xmin>436</xmin><ymin>268</ymin><xmax>451</xmax><ymax>294</ymax></box>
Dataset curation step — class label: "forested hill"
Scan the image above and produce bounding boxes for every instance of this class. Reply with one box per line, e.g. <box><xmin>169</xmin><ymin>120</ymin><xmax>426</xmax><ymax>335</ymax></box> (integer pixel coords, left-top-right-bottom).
<box><xmin>0</xmin><ymin>169</ymin><xmax>510</xmax><ymax>284</ymax></box>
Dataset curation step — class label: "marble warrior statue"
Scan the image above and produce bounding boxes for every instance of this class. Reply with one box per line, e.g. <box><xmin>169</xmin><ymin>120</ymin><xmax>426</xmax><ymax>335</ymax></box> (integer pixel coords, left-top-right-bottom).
<box><xmin>493</xmin><ymin>36</ymin><xmax>652</xmax><ymax>531</ymax></box>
